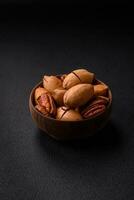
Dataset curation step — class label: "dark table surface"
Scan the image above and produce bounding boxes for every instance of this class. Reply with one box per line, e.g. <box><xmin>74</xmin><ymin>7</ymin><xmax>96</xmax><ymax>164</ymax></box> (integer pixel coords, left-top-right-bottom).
<box><xmin>0</xmin><ymin>3</ymin><xmax>134</xmax><ymax>200</ymax></box>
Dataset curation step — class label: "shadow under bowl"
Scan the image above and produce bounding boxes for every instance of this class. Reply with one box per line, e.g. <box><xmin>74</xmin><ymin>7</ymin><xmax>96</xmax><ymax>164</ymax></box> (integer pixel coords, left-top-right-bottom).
<box><xmin>29</xmin><ymin>80</ymin><xmax>112</xmax><ymax>140</ymax></box>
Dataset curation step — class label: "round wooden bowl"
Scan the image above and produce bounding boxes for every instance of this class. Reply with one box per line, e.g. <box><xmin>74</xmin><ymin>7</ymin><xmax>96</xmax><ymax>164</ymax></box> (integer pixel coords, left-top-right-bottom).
<box><xmin>29</xmin><ymin>80</ymin><xmax>112</xmax><ymax>140</ymax></box>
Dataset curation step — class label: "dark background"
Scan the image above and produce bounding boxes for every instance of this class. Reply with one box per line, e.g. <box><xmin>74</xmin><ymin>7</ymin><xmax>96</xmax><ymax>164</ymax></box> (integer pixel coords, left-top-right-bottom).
<box><xmin>1</xmin><ymin>1</ymin><xmax>134</xmax><ymax>200</ymax></box>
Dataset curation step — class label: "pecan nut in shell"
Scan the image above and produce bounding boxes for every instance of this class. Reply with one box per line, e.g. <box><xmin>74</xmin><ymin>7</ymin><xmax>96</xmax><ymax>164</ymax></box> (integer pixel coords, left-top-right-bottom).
<box><xmin>43</xmin><ymin>75</ymin><xmax>62</xmax><ymax>92</ymax></box>
<box><xmin>63</xmin><ymin>69</ymin><xmax>94</xmax><ymax>89</ymax></box>
<box><xmin>64</xmin><ymin>83</ymin><xmax>94</xmax><ymax>108</ymax></box>
<box><xmin>35</xmin><ymin>104</ymin><xmax>50</xmax><ymax>117</ymax></box>
<box><xmin>94</xmin><ymin>84</ymin><xmax>108</xmax><ymax>96</ymax></box>
<box><xmin>34</xmin><ymin>87</ymin><xmax>49</xmax><ymax>104</ymax></box>
<box><xmin>52</xmin><ymin>88</ymin><xmax>66</xmax><ymax>106</ymax></box>
<box><xmin>56</xmin><ymin>106</ymin><xmax>82</xmax><ymax>121</ymax></box>
<box><xmin>36</xmin><ymin>93</ymin><xmax>57</xmax><ymax>117</ymax></box>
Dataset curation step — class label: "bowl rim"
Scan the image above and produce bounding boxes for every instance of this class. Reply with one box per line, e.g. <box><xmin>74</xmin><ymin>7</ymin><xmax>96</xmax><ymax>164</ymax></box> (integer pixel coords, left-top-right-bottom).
<box><xmin>29</xmin><ymin>79</ymin><xmax>112</xmax><ymax>123</ymax></box>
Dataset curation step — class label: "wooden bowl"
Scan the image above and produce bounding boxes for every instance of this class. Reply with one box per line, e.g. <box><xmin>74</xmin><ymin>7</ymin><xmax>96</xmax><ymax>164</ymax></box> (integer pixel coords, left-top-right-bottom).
<box><xmin>29</xmin><ymin>80</ymin><xmax>112</xmax><ymax>140</ymax></box>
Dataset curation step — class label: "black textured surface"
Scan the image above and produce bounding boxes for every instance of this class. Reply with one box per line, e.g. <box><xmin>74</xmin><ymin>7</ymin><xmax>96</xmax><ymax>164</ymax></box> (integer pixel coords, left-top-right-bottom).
<box><xmin>0</xmin><ymin>3</ymin><xmax>134</xmax><ymax>200</ymax></box>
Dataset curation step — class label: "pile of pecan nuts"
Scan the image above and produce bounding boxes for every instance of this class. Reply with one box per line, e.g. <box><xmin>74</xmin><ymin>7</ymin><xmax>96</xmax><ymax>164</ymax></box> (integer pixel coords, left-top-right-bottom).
<box><xmin>34</xmin><ymin>69</ymin><xmax>110</xmax><ymax>121</ymax></box>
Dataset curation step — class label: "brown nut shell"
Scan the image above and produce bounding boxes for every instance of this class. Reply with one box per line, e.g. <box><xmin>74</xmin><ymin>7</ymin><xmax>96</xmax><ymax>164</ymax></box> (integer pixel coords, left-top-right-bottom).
<box><xmin>56</xmin><ymin>106</ymin><xmax>82</xmax><ymax>121</ymax></box>
<box><xmin>63</xmin><ymin>69</ymin><xmax>94</xmax><ymax>89</ymax></box>
<box><xmin>52</xmin><ymin>88</ymin><xmax>66</xmax><ymax>106</ymax></box>
<box><xmin>43</xmin><ymin>75</ymin><xmax>62</xmax><ymax>92</ymax></box>
<box><xmin>60</xmin><ymin>74</ymin><xmax>67</xmax><ymax>81</ymax></box>
<box><xmin>34</xmin><ymin>87</ymin><xmax>49</xmax><ymax>104</ymax></box>
<box><xmin>64</xmin><ymin>83</ymin><xmax>94</xmax><ymax>108</ymax></box>
<box><xmin>94</xmin><ymin>84</ymin><xmax>108</xmax><ymax>96</ymax></box>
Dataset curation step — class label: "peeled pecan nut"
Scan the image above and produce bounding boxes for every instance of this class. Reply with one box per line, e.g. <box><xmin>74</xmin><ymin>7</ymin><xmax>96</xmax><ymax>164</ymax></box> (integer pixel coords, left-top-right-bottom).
<box><xmin>34</xmin><ymin>87</ymin><xmax>49</xmax><ymax>104</ymax></box>
<box><xmin>43</xmin><ymin>75</ymin><xmax>62</xmax><ymax>92</ymax></box>
<box><xmin>81</xmin><ymin>96</ymin><xmax>109</xmax><ymax>119</ymax></box>
<box><xmin>82</xmin><ymin>104</ymin><xmax>106</xmax><ymax>119</ymax></box>
<box><xmin>88</xmin><ymin>96</ymin><xmax>109</xmax><ymax>108</ymax></box>
<box><xmin>56</xmin><ymin>106</ymin><xmax>82</xmax><ymax>121</ymax></box>
<box><xmin>35</xmin><ymin>104</ymin><xmax>50</xmax><ymax>117</ymax></box>
<box><xmin>64</xmin><ymin>83</ymin><xmax>94</xmax><ymax>108</ymax></box>
<box><xmin>37</xmin><ymin>93</ymin><xmax>57</xmax><ymax>117</ymax></box>
<box><xmin>94</xmin><ymin>84</ymin><xmax>108</xmax><ymax>96</ymax></box>
<box><xmin>63</xmin><ymin>69</ymin><xmax>94</xmax><ymax>89</ymax></box>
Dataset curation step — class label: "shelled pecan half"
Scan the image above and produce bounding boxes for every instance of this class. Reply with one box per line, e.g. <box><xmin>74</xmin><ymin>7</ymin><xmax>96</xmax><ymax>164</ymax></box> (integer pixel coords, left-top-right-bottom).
<box><xmin>81</xmin><ymin>96</ymin><xmax>109</xmax><ymax>119</ymax></box>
